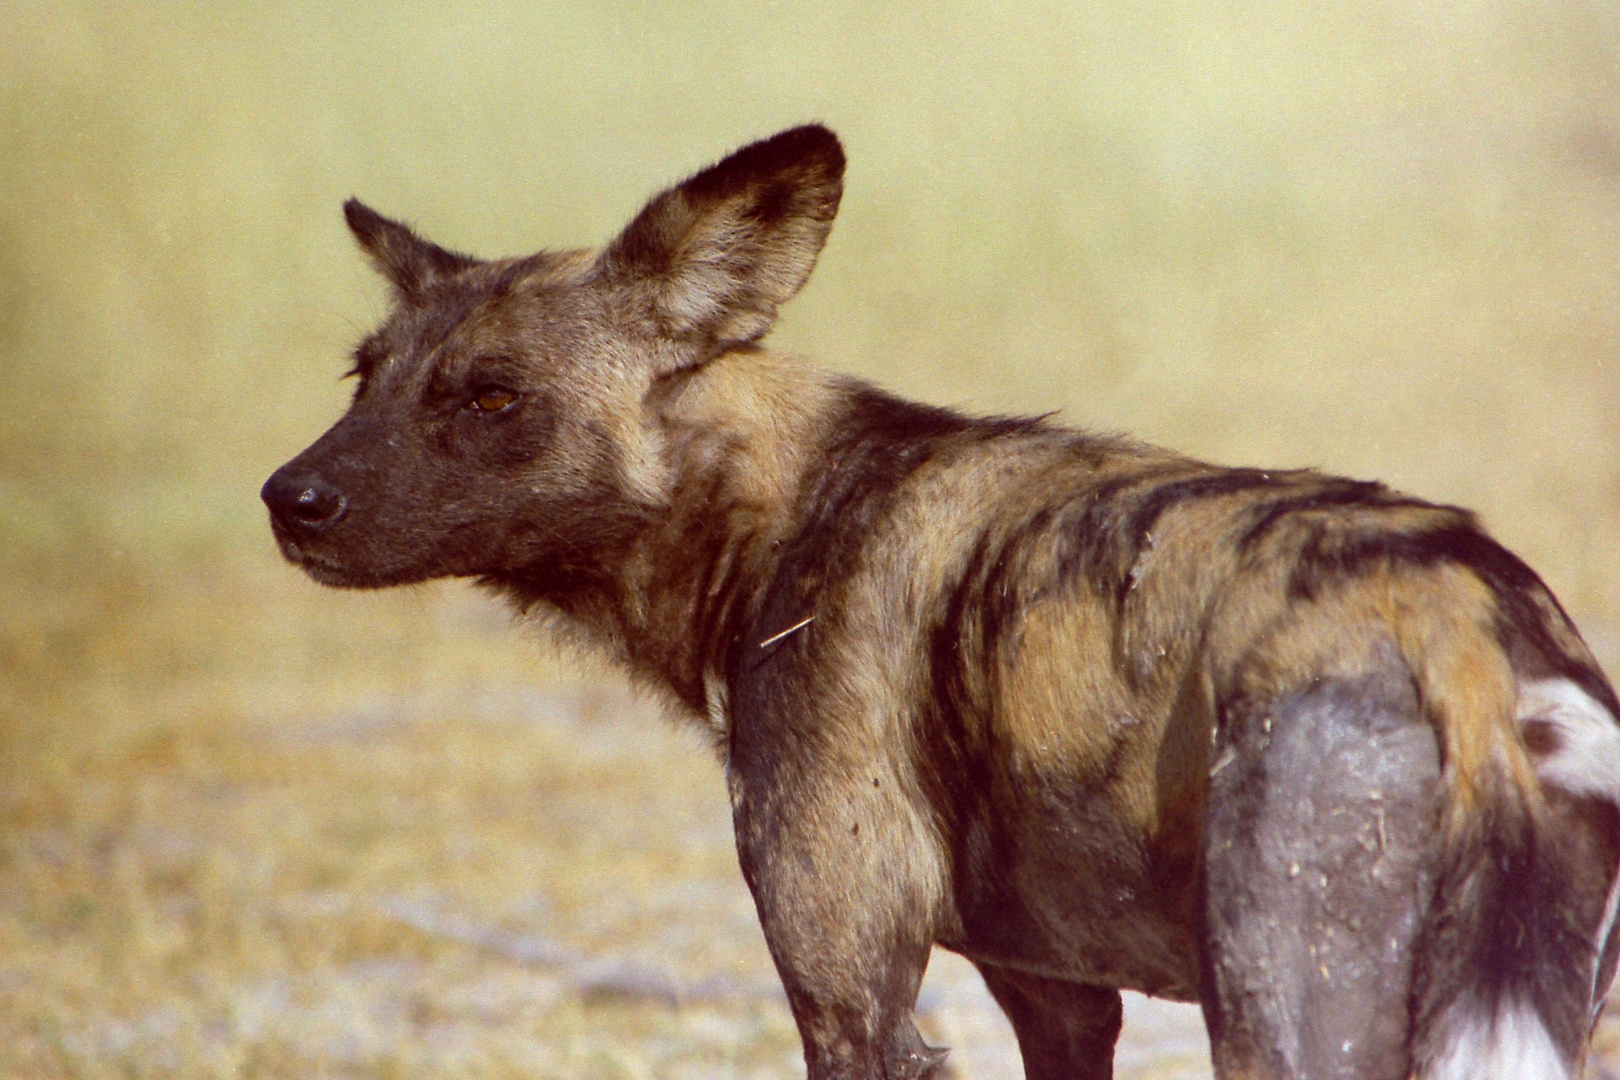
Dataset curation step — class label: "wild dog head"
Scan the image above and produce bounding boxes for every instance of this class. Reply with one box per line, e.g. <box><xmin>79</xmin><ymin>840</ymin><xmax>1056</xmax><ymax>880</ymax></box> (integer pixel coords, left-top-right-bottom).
<box><xmin>262</xmin><ymin>125</ymin><xmax>844</xmax><ymax>590</ymax></box>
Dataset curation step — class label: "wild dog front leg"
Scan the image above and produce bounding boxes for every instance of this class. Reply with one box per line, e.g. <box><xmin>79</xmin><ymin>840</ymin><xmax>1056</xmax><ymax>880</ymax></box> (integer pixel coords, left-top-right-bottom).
<box><xmin>728</xmin><ymin>765</ymin><xmax>948</xmax><ymax>1080</ymax></box>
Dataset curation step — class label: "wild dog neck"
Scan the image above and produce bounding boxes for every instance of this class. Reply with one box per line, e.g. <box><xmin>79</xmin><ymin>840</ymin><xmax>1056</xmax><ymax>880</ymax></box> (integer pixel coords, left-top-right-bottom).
<box><xmin>493</xmin><ymin>348</ymin><xmax>844</xmax><ymax>714</ymax></box>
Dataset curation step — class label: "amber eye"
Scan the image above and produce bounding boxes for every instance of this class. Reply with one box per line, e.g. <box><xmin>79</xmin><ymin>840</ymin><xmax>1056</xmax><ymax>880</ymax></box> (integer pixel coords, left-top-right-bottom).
<box><xmin>469</xmin><ymin>386</ymin><xmax>518</xmax><ymax>413</ymax></box>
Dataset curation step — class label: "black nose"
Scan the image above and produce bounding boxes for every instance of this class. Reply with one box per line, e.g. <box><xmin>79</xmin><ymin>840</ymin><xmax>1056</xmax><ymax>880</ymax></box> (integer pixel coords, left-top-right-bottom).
<box><xmin>261</xmin><ymin>466</ymin><xmax>348</xmax><ymax>534</ymax></box>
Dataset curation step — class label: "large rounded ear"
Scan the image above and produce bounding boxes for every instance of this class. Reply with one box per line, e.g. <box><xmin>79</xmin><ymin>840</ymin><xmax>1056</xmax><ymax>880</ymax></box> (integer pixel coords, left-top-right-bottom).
<box><xmin>594</xmin><ymin>125</ymin><xmax>845</xmax><ymax>365</ymax></box>
<box><xmin>343</xmin><ymin>198</ymin><xmax>478</xmax><ymax>300</ymax></box>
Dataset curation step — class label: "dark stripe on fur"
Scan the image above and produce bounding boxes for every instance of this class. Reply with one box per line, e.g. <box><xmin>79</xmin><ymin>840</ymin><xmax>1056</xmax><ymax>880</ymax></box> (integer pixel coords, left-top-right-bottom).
<box><xmin>1041</xmin><ymin>466</ymin><xmax>1283</xmax><ymax>611</ymax></box>
<box><xmin>924</xmin><ymin>523</ymin><xmax>1051</xmax><ymax>953</ymax></box>
<box><xmin>1291</xmin><ymin>518</ymin><xmax>1619</xmax><ymax>716</ymax></box>
<box><xmin>1051</xmin><ymin>468</ymin><xmax>1186</xmax><ymax>597</ymax></box>
<box><xmin>745</xmin><ymin>385</ymin><xmax>1043</xmax><ymax>665</ymax></box>
<box><xmin>1236</xmin><ymin>478</ymin><xmax>1429</xmax><ymax>550</ymax></box>
<box><xmin>1106</xmin><ymin>468</ymin><xmax>1284</xmax><ymax>603</ymax></box>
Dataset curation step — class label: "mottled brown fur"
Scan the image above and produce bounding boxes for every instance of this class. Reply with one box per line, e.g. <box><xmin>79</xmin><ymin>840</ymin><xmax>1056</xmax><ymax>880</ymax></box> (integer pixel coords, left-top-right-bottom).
<box><xmin>264</xmin><ymin>126</ymin><xmax>1620</xmax><ymax>1079</ymax></box>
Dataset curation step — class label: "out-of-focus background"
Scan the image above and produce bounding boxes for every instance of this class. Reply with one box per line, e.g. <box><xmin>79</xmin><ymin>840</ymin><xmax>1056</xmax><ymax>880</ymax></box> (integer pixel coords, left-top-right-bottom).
<box><xmin>3</xmin><ymin>4</ymin><xmax>1618</xmax><ymax>1078</ymax></box>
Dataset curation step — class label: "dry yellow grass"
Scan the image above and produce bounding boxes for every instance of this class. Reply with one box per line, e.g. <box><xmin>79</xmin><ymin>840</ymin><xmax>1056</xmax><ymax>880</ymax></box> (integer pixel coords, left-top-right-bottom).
<box><xmin>0</xmin><ymin>667</ymin><xmax>800</xmax><ymax>1078</ymax></box>
<box><xmin>4</xmin><ymin>3</ymin><xmax>1620</xmax><ymax>1077</ymax></box>
<box><xmin>0</xmin><ymin>587</ymin><xmax>1215</xmax><ymax>1079</ymax></box>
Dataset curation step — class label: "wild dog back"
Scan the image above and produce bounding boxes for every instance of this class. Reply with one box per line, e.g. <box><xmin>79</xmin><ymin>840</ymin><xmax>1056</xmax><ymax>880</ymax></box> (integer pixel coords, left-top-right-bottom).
<box><xmin>264</xmin><ymin>126</ymin><xmax>1620</xmax><ymax>1080</ymax></box>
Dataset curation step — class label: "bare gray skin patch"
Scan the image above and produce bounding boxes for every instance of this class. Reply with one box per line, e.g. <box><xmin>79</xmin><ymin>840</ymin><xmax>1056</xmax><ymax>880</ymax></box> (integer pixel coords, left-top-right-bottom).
<box><xmin>1203</xmin><ymin>650</ymin><xmax>1442</xmax><ymax>1080</ymax></box>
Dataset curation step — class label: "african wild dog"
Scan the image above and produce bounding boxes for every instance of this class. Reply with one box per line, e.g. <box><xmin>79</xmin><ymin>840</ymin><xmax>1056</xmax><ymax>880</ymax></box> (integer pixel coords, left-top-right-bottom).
<box><xmin>263</xmin><ymin>126</ymin><xmax>1620</xmax><ymax>1079</ymax></box>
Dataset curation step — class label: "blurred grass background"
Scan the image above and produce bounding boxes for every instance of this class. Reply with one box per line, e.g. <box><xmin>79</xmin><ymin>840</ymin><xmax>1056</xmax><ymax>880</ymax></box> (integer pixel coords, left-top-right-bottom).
<box><xmin>3</xmin><ymin>2</ymin><xmax>1619</xmax><ymax>1077</ymax></box>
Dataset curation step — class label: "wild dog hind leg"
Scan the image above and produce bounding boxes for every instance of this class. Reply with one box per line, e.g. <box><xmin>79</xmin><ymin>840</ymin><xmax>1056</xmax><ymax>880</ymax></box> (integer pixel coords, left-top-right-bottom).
<box><xmin>973</xmin><ymin>962</ymin><xmax>1122</xmax><ymax>1080</ymax></box>
<box><xmin>1200</xmin><ymin>646</ymin><xmax>1442</xmax><ymax>1080</ymax></box>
